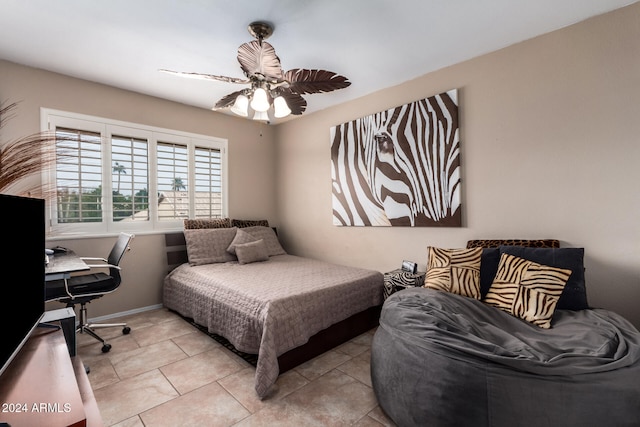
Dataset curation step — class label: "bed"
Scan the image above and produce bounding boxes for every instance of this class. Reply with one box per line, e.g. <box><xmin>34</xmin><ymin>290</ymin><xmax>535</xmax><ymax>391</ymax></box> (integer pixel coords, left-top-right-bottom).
<box><xmin>371</xmin><ymin>240</ymin><xmax>640</xmax><ymax>426</ymax></box>
<box><xmin>162</xmin><ymin>221</ymin><xmax>383</xmax><ymax>398</ymax></box>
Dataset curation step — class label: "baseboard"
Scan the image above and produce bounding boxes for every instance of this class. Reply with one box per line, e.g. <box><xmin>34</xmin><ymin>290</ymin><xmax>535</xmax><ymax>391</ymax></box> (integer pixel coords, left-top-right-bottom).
<box><xmin>88</xmin><ymin>304</ymin><xmax>164</xmax><ymax>323</ymax></box>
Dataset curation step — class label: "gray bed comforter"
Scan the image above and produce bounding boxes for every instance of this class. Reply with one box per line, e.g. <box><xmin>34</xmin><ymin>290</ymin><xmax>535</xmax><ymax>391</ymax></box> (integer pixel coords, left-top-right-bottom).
<box><xmin>371</xmin><ymin>288</ymin><xmax>640</xmax><ymax>427</ymax></box>
<box><xmin>163</xmin><ymin>254</ymin><xmax>383</xmax><ymax>398</ymax></box>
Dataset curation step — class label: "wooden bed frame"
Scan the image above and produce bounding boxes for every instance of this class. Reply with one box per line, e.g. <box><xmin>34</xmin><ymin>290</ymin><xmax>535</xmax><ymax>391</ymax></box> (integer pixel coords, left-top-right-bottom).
<box><xmin>164</xmin><ymin>231</ymin><xmax>382</xmax><ymax>373</ymax></box>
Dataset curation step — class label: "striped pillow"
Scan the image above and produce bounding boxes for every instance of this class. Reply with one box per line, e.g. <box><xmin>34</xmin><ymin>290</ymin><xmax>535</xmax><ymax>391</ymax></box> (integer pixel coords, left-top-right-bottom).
<box><xmin>424</xmin><ymin>247</ymin><xmax>482</xmax><ymax>299</ymax></box>
<box><xmin>484</xmin><ymin>253</ymin><xmax>571</xmax><ymax>328</ymax></box>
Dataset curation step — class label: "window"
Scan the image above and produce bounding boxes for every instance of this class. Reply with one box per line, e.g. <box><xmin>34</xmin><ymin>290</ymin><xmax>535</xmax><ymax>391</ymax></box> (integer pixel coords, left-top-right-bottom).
<box><xmin>111</xmin><ymin>135</ymin><xmax>149</xmax><ymax>222</ymax></box>
<box><xmin>194</xmin><ymin>145</ymin><xmax>223</xmax><ymax>218</ymax></box>
<box><xmin>42</xmin><ymin>109</ymin><xmax>227</xmax><ymax>236</ymax></box>
<box><xmin>55</xmin><ymin>128</ymin><xmax>103</xmax><ymax>223</ymax></box>
<box><xmin>156</xmin><ymin>142</ymin><xmax>189</xmax><ymax>220</ymax></box>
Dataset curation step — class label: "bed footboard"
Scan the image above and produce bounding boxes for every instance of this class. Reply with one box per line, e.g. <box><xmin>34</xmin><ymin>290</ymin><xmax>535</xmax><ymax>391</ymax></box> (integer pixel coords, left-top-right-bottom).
<box><xmin>278</xmin><ymin>304</ymin><xmax>381</xmax><ymax>373</ymax></box>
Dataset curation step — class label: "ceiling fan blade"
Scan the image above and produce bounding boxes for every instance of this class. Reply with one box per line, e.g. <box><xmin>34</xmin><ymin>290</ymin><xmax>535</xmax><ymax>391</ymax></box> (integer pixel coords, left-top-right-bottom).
<box><xmin>213</xmin><ymin>90</ymin><xmax>246</xmax><ymax>110</ymax></box>
<box><xmin>237</xmin><ymin>41</ymin><xmax>283</xmax><ymax>81</ymax></box>
<box><xmin>159</xmin><ymin>69</ymin><xmax>250</xmax><ymax>84</ymax></box>
<box><xmin>279</xmin><ymin>91</ymin><xmax>307</xmax><ymax>115</ymax></box>
<box><xmin>284</xmin><ymin>69</ymin><xmax>351</xmax><ymax>95</ymax></box>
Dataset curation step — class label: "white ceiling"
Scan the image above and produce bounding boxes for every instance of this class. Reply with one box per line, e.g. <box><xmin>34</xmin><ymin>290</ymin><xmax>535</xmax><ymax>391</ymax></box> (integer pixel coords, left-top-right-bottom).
<box><xmin>0</xmin><ymin>0</ymin><xmax>636</xmax><ymax>122</ymax></box>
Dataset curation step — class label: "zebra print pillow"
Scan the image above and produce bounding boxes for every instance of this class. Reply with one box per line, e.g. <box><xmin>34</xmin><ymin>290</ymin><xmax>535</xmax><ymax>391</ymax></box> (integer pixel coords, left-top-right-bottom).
<box><xmin>484</xmin><ymin>253</ymin><xmax>572</xmax><ymax>329</ymax></box>
<box><xmin>499</xmin><ymin>246</ymin><xmax>588</xmax><ymax>310</ymax></box>
<box><xmin>424</xmin><ymin>247</ymin><xmax>482</xmax><ymax>299</ymax></box>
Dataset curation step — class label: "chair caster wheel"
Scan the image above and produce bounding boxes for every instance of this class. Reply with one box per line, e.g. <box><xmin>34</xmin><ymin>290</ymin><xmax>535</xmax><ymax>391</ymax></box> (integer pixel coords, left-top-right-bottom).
<box><xmin>123</xmin><ymin>326</ymin><xmax>131</xmax><ymax>335</ymax></box>
<box><xmin>102</xmin><ymin>344</ymin><xmax>112</xmax><ymax>353</ymax></box>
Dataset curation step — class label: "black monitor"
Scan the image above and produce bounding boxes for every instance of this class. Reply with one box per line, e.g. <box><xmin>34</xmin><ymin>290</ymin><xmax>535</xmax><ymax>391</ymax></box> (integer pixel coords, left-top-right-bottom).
<box><xmin>0</xmin><ymin>194</ymin><xmax>45</xmax><ymax>377</ymax></box>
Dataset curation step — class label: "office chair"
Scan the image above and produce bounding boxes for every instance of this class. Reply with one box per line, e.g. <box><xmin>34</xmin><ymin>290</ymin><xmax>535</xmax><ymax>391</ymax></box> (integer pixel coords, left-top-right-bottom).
<box><xmin>45</xmin><ymin>233</ymin><xmax>134</xmax><ymax>353</ymax></box>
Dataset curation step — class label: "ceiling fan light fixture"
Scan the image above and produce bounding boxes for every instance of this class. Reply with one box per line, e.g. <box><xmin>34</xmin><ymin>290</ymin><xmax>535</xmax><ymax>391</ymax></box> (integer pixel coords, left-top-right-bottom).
<box><xmin>273</xmin><ymin>95</ymin><xmax>291</xmax><ymax>118</ymax></box>
<box><xmin>250</xmin><ymin>87</ymin><xmax>270</xmax><ymax>112</ymax></box>
<box><xmin>230</xmin><ymin>93</ymin><xmax>249</xmax><ymax>116</ymax></box>
<box><xmin>252</xmin><ymin>110</ymin><xmax>269</xmax><ymax>122</ymax></box>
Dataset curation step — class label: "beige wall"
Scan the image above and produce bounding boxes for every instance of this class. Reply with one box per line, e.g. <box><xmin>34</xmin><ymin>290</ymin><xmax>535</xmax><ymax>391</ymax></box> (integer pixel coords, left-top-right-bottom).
<box><xmin>275</xmin><ymin>3</ymin><xmax>640</xmax><ymax>327</ymax></box>
<box><xmin>0</xmin><ymin>60</ymin><xmax>278</xmax><ymax>318</ymax></box>
<box><xmin>1</xmin><ymin>3</ymin><xmax>639</xmax><ymax>328</ymax></box>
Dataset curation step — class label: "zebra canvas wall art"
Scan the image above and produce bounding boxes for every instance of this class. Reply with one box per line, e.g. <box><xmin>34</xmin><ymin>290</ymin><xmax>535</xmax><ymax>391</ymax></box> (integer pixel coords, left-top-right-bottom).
<box><xmin>331</xmin><ymin>89</ymin><xmax>461</xmax><ymax>227</ymax></box>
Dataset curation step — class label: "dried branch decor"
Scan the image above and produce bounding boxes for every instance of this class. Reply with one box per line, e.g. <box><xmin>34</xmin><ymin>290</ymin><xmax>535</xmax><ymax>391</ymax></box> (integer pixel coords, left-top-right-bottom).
<box><xmin>0</xmin><ymin>101</ymin><xmax>58</xmax><ymax>197</ymax></box>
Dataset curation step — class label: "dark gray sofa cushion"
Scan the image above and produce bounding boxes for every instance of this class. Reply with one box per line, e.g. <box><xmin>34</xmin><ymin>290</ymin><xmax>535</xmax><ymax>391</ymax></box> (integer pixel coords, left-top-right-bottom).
<box><xmin>371</xmin><ymin>288</ymin><xmax>640</xmax><ymax>426</ymax></box>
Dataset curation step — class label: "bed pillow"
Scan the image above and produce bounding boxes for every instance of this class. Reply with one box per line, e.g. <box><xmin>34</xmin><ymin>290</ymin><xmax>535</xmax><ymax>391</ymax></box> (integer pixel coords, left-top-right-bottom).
<box><xmin>424</xmin><ymin>247</ymin><xmax>482</xmax><ymax>299</ymax></box>
<box><xmin>466</xmin><ymin>239</ymin><xmax>560</xmax><ymax>249</ymax></box>
<box><xmin>242</xmin><ymin>226</ymin><xmax>286</xmax><ymax>256</ymax></box>
<box><xmin>184</xmin><ymin>218</ymin><xmax>232</xmax><ymax>229</ymax></box>
<box><xmin>499</xmin><ymin>246</ymin><xmax>588</xmax><ymax>310</ymax></box>
<box><xmin>226</xmin><ymin>229</ymin><xmax>259</xmax><ymax>255</ymax></box>
<box><xmin>235</xmin><ymin>239</ymin><xmax>269</xmax><ymax>265</ymax></box>
<box><xmin>231</xmin><ymin>219</ymin><xmax>269</xmax><ymax>228</ymax></box>
<box><xmin>484</xmin><ymin>253</ymin><xmax>572</xmax><ymax>328</ymax></box>
<box><xmin>183</xmin><ymin>227</ymin><xmax>238</xmax><ymax>265</ymax></box>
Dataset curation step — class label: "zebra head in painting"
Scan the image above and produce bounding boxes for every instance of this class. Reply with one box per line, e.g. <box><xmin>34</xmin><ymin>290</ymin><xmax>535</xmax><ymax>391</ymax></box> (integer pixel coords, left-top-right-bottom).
<box><xmin>331</xmin><ymin>90</ymin><xmax>461</xmax><ymax>227</ymax></box>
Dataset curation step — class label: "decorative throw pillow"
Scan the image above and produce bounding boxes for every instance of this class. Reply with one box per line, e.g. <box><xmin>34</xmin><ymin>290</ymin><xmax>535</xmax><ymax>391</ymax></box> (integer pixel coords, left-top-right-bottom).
<box><xmin>424</xmin><ymin>247</ymin><xmax>482</xmax><ymax>299</ymax></box>
<box><xmin>484</xmin><ymin>253</ymin><xmax>572</xmax><ymax>328</ymax></box>
<box><xmin>499</xmin><ymin>246</ymin><xmax>588</xmax><ymax>310</ymax></box>
<box><xmin>470</xmin><ymin>241</ymin><xmax>566</xmax><ymax>299</ymax></box>
<box><xmin>226</xmin><ymin>229</ymin><xmax>259</xmax><ymax>255</ymax></box>
<box><xmin>242</xmin><ymin>226</ymin><xmax>286</xmax><ymax>256</ymax></box>
<box><xmin>235</xmin><ymin>239</ymin><xmax>269</xmax><ymax>265</ymax></box>
<box><xmin>231</xmin><ymin>219</ymin><xmax>269</xmax><ymax>228</ymax></box>
<box><xmin>479</xmin><ymin>248</ymin><xmax>501</xmax><ymax>298</ymax></box>
<box><xmin>184</xmin><ymin>218</ymin><xmax>232</xmax><ymax>229</ymax></box>
<box><xmin>183</xmin><ymin>227</ymin><xmax>238</xmax><ymax>265</ymax></box>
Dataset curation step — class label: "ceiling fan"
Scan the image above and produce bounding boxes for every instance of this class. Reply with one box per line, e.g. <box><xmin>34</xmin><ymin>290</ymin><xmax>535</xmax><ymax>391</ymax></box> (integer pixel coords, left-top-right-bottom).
<box><xmin>160</xmin><ymin>21</ymin><xmax>351</xmax><ymax>120</ymax></box>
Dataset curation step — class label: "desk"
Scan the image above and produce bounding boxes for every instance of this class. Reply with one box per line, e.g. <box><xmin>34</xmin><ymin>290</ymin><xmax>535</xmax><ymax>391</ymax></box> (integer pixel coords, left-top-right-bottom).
<box><xmin>0</xmin><ymin>327</ymin><xmax>102</xmax><ymax>427</ymax></box>
<box><xmin>44</xmin><ymin>252</ymin><xmax>89</xmax><ymax>357</ymax></box>
<box><xmin>42</xmin><ymin>308</ymin><xmax>77</xmax><ymax>357</ymax></box>
<box><xmin>45</xmin><ymin>251</ymin><xmax>90</xmax><ymax>281</ymax></box>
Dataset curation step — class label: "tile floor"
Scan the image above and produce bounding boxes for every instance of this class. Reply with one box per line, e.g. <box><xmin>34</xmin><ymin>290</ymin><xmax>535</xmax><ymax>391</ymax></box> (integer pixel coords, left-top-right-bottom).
<box><xmin>77</xmin><ymin>308</ymin><xmax>396</xmax><ymax>426</ymax></box>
